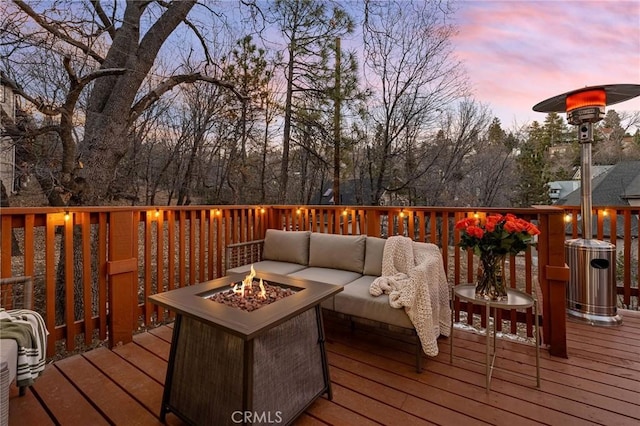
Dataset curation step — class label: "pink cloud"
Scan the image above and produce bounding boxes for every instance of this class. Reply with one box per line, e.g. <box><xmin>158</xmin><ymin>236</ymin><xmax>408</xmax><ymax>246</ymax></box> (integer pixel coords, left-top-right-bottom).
<box><xmin>453</xmin><ymin>1</ymin><xmax>640</xmax><ymax>128</ymax></box>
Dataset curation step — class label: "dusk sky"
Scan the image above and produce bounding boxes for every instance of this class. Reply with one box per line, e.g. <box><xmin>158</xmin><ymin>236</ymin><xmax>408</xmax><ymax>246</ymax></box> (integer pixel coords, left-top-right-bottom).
<box><xmin>452</xmin><ymin>0</ymin><xmax>640</xmax><ymax>129</ymax></box>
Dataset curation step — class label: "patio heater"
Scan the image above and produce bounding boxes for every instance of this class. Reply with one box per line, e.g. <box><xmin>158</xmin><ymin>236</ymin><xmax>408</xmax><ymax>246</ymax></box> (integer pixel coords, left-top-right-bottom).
<box><xmin>533</xmin><ymin>84</ymin><xmax>640</xmax><ymax>326</ymax></box>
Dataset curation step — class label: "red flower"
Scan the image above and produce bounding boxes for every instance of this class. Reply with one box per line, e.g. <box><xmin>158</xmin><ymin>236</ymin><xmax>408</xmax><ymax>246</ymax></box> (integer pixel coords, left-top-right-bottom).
<box><xmin>503</xmin><ymin>219</ymin><xmax>523</xmax><ymax>233</ymax></box>
<box><xmin>525</xmin><ymin>222</ymin><xmax>541</xmax><ymax>235</ymax></box>
<box><xmin>466</xmin><ymin>225</ymin><xmax>484</xmax><ymax>239</ymax></box>
<box><xmin>455</xmin><ymin>217</ymin><xmax>478</xmax><ymax>230</ymax></box>
<box><xmin>484</xmin><ymin>214</ymin><xmax>502</xmax><ymax>232</ymax></box>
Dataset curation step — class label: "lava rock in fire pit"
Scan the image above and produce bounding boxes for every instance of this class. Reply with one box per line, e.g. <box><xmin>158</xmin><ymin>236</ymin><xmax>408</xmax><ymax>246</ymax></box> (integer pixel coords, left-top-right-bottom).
<box><xmin>208</xmin><ymin>281</ymin><xmax>297</xmax><ymax>312</ymax></box>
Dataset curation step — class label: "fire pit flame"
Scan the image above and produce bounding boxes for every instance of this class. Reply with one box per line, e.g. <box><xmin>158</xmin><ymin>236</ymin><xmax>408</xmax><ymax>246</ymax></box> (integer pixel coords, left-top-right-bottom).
<box><xmin>211</xmin><ymin>266</ymin><xmax>297</xmax><ymax>311</ymax></box>
<box><xmin>231</xmin><ymin>265</ymin><xmax>267</xmax><ymax>299</ymax></box>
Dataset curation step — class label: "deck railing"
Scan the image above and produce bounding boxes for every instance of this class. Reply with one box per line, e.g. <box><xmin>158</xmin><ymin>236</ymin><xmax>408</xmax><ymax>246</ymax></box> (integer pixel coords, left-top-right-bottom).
<box><xmin>1</xmin><ymin>205</ymin><xmax>574</xmax><ymax>358</ymax></box>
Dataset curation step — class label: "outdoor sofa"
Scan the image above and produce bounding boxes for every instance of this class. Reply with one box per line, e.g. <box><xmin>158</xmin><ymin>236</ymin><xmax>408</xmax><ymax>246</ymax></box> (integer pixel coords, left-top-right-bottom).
<box><xmin>225</xmin><ymin>229</ymin><xmax>451</xmax><ymax>372</ymax></box>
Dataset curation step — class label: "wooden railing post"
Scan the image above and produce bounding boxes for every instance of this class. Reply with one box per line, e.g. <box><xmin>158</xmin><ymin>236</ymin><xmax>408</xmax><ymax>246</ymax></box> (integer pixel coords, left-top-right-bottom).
<box><xmin>366</xmin><ymin>209</ymin><xmax>381</xmax><ymax>237</ymax></box>
<box><xmin>536</xmin><ymin>206</ymin><xmax>570</xmax><ymax>357</ymax></box>
<box><xmin>107</xmin><ymin>210</ymin><xmax>137</xmax><ymax>347</ymax></box>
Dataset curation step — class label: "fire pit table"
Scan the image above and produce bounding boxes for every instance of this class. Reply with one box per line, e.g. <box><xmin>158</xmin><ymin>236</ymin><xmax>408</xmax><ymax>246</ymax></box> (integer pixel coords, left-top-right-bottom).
<box><xmin>149</xmin><ymin>272</ymin><xmax>342</xmax><ymax>426</ymax></box>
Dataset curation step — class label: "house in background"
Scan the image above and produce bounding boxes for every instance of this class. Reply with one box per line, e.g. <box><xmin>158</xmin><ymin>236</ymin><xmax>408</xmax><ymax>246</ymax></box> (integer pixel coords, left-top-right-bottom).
<box><xmin>555</xmin><ymin>160</ymin><xmax>640</xmax><ymax>237</ymax></box>
<box><xmin>0</xmin><ymin>71</ymin><xmax>19</xmax><ymax>196</ymax></box>
<box><xmin>548</xmin><ymin>165</ymin><xmax>614</xmax><ymax>203</ymax></box>
<box><xmin>312</xmin><ymin>179</ymin><xmax>409</xmax><ymax>206</ymax></box>
<box><xmin>548</xmin><ymin>180</ymin><xmax>580</xmax><ymax>203</ymax></box>
<box><xmin>556</xmin><ymin>161</ymin><xmax>640</xmax><ymax>207</ymax></box>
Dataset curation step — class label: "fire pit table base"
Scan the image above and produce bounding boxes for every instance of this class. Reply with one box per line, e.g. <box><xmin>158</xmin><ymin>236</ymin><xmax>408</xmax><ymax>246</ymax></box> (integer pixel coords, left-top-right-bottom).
<box><xmin>149</xmin><ymin>273</ymin><xmax>341</xmax><ymax>426</ymax></box>
<box><xmin>164</xmin><ymin>308</ymin><xmax>328</xmax><ymax>425</ymax></box>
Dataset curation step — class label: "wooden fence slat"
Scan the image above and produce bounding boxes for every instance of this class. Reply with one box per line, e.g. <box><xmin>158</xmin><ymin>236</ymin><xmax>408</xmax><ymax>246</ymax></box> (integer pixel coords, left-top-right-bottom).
<box><xmin>45</xmin><ymin>214</ymin><xmax>58</xmax><ymax>356</ymax></box>
<box><xmin>624</xmin><ymin>211</ymin><xmax>631</xmax><ymax>306</ymax></box>
<box><xmin>144</xmin><ymin>212</ymin><xmax>152</xmax><ymax>327</ymax></box>
<box><xmin>199</xmin><ymin>209</ymin><xmax>205</xmax><ymax>283</ymax></box>
<box><xmin>99</xmin><ymin>212</ymin><xmax>107</xmax><ymax>340</ymax></box>
<box><xmin>216</xmin><ymin>209</ymin><xmax>223</xmax><ymax>276</ymax></box>
<box><xmin>64</xmin><ymin>213</ymin><xmax>75</xmax><ymax>351</ymax></box>
<box><xmin>81</xmin><ymin>212</ymin><xmax>93</xmax><ymax>345</ymax></box>
<box><xmin>168</xmin><ymin>211</ymin><xmax>175</xmax><ymax>292</ymax></box>
<box><xmin>24</xmin><ymin>214</ymin><xmax>35</xmax><ymax>278</ymax></box>
<box><xmin>208</xmin><ymin>209</ymin><xmax>215</xmax><ymax>280</ymax></box>
<box><xmin>156</xmin><ymin>210</ymin><xmax>164</xmax><ymax>319</ymax></box>
<box><xmin>189</xmin><ymin>210</ymin><xmax>196</xmax><ymax>285</ymax></box>
<box><xmin>179</xmin><ymin>210</ymin><xmax>186</xmax><ymax>287</ymax></box>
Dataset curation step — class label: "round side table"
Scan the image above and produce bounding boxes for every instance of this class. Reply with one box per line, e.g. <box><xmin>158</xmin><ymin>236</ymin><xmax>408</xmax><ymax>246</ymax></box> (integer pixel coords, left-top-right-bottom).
<box><xmin>450</xmin><ymin>284</ymin><xmax>540</xmax><ymax>391</ymax></box>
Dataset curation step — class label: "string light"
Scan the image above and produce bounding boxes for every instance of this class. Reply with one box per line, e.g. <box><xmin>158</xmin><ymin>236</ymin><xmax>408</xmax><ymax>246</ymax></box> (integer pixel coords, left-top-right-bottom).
<box><xmin>564</xmin><ymin>214</ymin><xmax>572</xmax><ymax>223</ymax></box>
<box><xmin>64</xmin><ymin>211</ymin><xmax>70</xmax><ymax>221</ymax></box>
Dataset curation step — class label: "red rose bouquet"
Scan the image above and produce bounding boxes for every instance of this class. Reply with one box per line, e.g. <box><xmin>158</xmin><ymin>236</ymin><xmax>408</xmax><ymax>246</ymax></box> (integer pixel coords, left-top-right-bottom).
<box><xmin>455</xmin><ymin>214</ymin><xmax>540</xmax><ymax>300</ymax></box>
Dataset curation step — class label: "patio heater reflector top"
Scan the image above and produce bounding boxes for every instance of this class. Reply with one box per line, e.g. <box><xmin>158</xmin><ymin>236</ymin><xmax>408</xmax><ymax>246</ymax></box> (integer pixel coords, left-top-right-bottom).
<box><xmin>532</xmin><ymin>84</ymin><xmax>640</xmax><ymax>113</ymax></box>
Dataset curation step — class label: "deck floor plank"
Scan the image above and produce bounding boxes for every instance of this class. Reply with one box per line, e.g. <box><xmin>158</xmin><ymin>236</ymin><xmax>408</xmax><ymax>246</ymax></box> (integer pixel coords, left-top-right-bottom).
<box><xmin>132</xmin><ymin>331</ymin><xmax>171</xmax><ymax>361</ymax></box>
<box><xmin>83</xmin><ymin>347</ymin><xmax>165</xmax><ymax>414</ymax></box>
<box><xmin>6</xmin><ymin>309</ymin><xmax>640</xmax><ymax>425</ymax></box>
<box><xmin>28</xmin><ymin>363</ymin><xmax>109</xmax><ymax>425</ymax></box>
<box><xmin>7</xmin><ymin>383</ymin><xmax>55</xmax><ymax>426</ymax></box>
<box><xmin>54</xmin><ymin>354</ymin><xmax>162</xmax><ymax>425</ymax></box>
<box><xmin>111</xmin><ymin>340</ymin><xmax>169</xmax><ymax>384</ymax></box>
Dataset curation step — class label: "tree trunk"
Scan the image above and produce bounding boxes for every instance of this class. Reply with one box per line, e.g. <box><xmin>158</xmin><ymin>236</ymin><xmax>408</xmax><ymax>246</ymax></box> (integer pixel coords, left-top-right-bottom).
<box><xmin>78</xmin><ymin>1</ymin><xmax>196</xmax><ymax>205</ymax></box>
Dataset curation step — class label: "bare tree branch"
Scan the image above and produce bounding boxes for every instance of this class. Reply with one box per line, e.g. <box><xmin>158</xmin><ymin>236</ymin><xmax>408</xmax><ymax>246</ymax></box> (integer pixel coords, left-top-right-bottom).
<box><xmin>137</xmin><ymin>1</ymin><xmax>196</xmax><ymax>65</ymax></box>
<box><xmin>130</xmin><ymin>73</ymin><xmax>247</xmax><ymax>121</ymax></box>
<box><xmin>156</xmin><ymin>0</ymin><xmax>212</xmax><ymax>64</ymax></box>
<box><xmin>90</xmin><ymin>0</ymin><xmax>116</xmax><ymax>39</ymax></box>
<box><xmin>13</xmin><ymin>0</ymin><xmax>105</xmax><ymax>64</ymax></box>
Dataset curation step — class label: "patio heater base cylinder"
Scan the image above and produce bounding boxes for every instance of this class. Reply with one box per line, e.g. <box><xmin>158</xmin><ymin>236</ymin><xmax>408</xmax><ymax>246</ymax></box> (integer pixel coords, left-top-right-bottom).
<box><xmin>565</xmin><ymin>239</ymin><xmax>622</xmax><ymax>326</ymax></box>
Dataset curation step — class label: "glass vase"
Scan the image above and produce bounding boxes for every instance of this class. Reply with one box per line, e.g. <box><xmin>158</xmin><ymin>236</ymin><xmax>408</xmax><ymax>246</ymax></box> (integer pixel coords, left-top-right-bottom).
<box><xmin>475</xmin><ymin>252</ymin><xmax>507</xmax><ymax>301</ymax></box>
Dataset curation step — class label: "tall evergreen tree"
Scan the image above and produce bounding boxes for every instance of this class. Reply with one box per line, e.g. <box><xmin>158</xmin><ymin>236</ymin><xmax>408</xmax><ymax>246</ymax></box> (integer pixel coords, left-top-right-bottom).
<box><xmin>268</xmin><ymin>0</ymin><xmax>354</xmax><ymax>203</ymax></box>
<box><xmin>514</xmin><ymin>121</ymin><xmax>551</xmax><ymax>206</ymax></box>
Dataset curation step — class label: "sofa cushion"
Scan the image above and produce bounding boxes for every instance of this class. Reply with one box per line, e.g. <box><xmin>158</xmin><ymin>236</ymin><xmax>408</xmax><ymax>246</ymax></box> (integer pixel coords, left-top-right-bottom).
<box><xmin>363</xmin><ymin>236</ymin><xmax>386</xmax><ymax>276</ymax></box>
<box><xmin>308</xmin><ymin>233</ymin><xmax>366</xmax><ymax>273</ymax></box>
<box><xmin>334</xmin><ymin>275</ymin><xmax>414</xmax><ymax>329</ymax></box>
<box><xmin>288</xmin><ymin>267</ymin><xmax>362</xmax><ymax>287</ymax></box>
<box><xmin>226</xmin><ymin>260</ymin><xmax>307</xmax><ymax>276</ymax></box>
<box><xmin>262</xmin><ymin>229</ymin><xmax>311</xmax><ymax>265</ymax></box>
<box><xmin>288</xmin><ymin>267</ymin><xmax>363</xmax><ymax>310</ymax></box>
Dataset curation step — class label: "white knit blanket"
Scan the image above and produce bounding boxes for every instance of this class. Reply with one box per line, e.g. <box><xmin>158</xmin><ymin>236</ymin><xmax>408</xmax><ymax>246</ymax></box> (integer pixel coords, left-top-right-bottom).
<box><xmin>369</xmin><ymin>236</ymin><xmax>451</xmax><ymax>356</ymax></box>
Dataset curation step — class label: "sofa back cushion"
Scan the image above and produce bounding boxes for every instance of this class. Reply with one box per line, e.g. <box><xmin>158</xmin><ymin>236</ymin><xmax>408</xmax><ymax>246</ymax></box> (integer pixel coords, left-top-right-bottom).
<box><xmin>308</xmin><ymin>233</ymin><xmax>366</xmax><ymax>273</ymax></box>
<box><xmin>363</xmin><ymin>236</ymin><xmax>386</xmax><ymax>276</ymax></box>
<box><xmin>262</xmin><ymin>229</ymin><xmax>311</xmax><ymax>265</ymax></box>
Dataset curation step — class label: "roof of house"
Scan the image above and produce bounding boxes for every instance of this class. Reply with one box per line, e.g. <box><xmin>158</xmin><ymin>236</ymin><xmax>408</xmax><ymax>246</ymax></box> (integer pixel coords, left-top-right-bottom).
<box><xmin>557</xmin><ymin>161</ymin><xmax>640</xmax><ymax>206</ymax></box>
<box><xmin>623</xmin><ymin>171</ymin><xmax>640</xmax><ymax>199</ymax></box>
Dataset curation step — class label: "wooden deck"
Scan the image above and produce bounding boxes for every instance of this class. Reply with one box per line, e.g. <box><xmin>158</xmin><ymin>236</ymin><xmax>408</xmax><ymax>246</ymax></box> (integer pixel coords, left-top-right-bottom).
<box><xmin>7</xmin><ymin>310</ymin><xmax>640</xmax><ymax>425</ymax></box>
